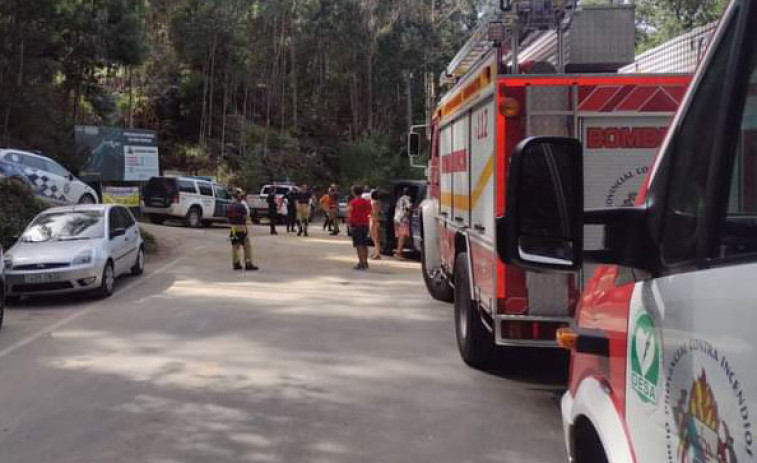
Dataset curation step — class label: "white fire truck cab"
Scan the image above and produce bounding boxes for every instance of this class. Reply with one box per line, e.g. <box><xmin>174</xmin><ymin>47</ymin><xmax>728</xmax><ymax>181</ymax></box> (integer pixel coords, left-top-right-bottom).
<box><xmin>498</xmin><ymin>0</ymin><xmax>757</xmax><ymax>461</ymax></box>
<box><xmin>416</xmin><ymin>6</ymin><xmax>690</xmax><ymax>369</ymax></box>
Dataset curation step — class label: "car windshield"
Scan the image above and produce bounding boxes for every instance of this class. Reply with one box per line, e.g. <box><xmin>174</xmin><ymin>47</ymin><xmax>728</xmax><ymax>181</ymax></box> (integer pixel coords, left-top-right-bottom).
<box><xmin>22</xmin><ymin>210</ymin><xmax>105</xmax><ymax>243</ymax></box>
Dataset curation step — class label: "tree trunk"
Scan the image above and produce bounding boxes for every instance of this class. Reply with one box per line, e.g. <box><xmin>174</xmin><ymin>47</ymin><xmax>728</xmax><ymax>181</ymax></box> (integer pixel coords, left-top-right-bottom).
<box><xmin>208</xmin><ymin>34</ymin><xmax>217</xmax><ymax>143</ymax></box>
<box><xmin>405</xmin><ymin>72</ymin><xmax>412</xmax><ymax>130</ymax></box>
<box><xmin>366</xmin><ymin>43</ymin><xmax>373</xmax><ymax>132</ymax></box>
<box><xmin>291</xmin><ymin>22</ymin><xmax>298</xmax><ymax>127</ymax></box>
<box><xmin>128</xmin><ymin>66</ymin><xmax>134</xmax><ymax>128</ymax></box>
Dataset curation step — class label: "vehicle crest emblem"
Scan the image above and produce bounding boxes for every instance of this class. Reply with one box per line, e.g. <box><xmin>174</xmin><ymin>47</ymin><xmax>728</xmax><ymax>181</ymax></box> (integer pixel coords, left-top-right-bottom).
<box><xmin>673</xmin><ymin>370</ymin><xmax>737</xmax><ymax>463</ymax></box>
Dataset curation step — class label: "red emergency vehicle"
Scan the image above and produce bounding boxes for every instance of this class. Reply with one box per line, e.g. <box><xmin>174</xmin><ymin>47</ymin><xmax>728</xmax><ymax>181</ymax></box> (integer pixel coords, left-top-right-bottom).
<box><xmin>416</xmin><ymin>14</ymin><xmax>690</xmax><ymax>368</ymax></box>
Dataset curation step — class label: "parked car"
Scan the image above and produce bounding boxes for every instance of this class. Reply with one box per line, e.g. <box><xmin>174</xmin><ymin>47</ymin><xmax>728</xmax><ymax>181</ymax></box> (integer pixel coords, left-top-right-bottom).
<box><xmin>141</xmin><ymin>176</ymin><xmax>233</xmax><ymax>227</ymax></box>
<box><xmin>338</xmin><ymin>195</ymin><xmax>349</xmax><ymax>222</ymax></box>
<box><xmin>0</xmin><ymin>149</ymin><xmax>98</xmax><ymax>204</ymax></box>
<box><xmin>247</xmin><ymin>184</ymin><xmax>300</xmax><ymax>223</ymax></box>
<box><xmin>377</xmin><ymin>180</ymin><xmax>426</xmax><ymax>256</ymax></box>
<box><xmin>0</xmin><ymin>243</ymin><xmax>5</xmax><ymax>330</ymax></box>
<box><xmin>0</xmin><ymin>159</ymin><xmax>34</xmax><ymax>189</ymax></box>
<box><xmin>3</xmin><ymin>204</ymin><xmax>144</xmax><ymax>301</ymax></box>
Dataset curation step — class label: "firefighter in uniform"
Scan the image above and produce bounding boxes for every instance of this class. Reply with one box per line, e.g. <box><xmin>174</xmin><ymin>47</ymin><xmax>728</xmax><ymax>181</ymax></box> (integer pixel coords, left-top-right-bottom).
<box><xmin>296</xmin><ymin>184</ymin><xmax>312</xmax><ymax>236</ymax></box>
<box><xmin>266</xmin><ymin>190</ymin><xmax>278</xmax><ymax>235</ymax></box>
<box><xmin>227</xmin><ymin>189</ymin><xmax>259</xmax><ymax>271</ymax></box>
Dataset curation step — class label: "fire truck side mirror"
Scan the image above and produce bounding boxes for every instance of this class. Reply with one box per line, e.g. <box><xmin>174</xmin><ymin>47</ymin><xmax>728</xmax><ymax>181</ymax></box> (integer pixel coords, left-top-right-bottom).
<box><xmin>407</xmin><ymin>132</ymin><xmax>421</xmax><ymax>158</ymax></box>
<box><xmin>496</xmin><ymin>137</ymin><xmax>584</xmax><ymax>272</ymax></box>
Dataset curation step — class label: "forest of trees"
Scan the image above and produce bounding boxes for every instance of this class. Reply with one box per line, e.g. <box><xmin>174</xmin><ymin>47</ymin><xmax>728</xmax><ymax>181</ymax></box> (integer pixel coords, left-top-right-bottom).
<box><xmin>0</xmin><ymin>0</ymin><xmax>725</xmax><ymax>190</ymax></box>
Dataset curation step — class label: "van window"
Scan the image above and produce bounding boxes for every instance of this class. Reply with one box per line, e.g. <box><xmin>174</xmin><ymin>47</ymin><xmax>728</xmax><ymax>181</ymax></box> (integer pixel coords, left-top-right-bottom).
<box><xmin>660</xmin><ymin>15</ymin><xmax>739</xmax><ymax>265</ymax></box>
<box><xmin>178</xmin><ymin>179</ymin><xmax>197</xmax><ymax>194</ymax></box>
<box><xmin>716</xmin><ymin>33</ymin><xmax>757</xmax><ymax>259</ymax></box>
<box><xmin>197</xmin><ymin>182</ymin><xmax>213</xmax><ymax>196</ymax></box>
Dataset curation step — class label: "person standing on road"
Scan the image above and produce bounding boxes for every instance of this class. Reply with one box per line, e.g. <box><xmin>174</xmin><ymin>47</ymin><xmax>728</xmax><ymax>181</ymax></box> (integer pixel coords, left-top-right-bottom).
<box><xmin>320</xmin><ymin>192</ymin><xmax>332</xmax><ymax>231</ymax></box>
<box><xmin>266</xmin><ymin>190</ymin><xmax>278</xmax><ymax>235</ymax></box>
<box><xmin>227</xmin><ymin>189</ymin><xmax>259</xmax><ymax>271</ymax></box>
<box><xmin>285</xmin><ymin>190</ymin><xmax>297</xmax><ymax>233</ymax></box>
<box><xmin>296</xmin><ymin>184</ymin><xmax>312</xmax><ymax>237</ymax></box>
<box><xmin>348</xmin><ymin>185</ymin><xmax>371</xmax><ymax>270</ymax></box>
<box><xmin>328</xmin><ymin>184</ymin><xmax>341</xmax><ymax>236</ymax></box>
<box><xmin>393</xmin><ymin>188</ymin><xmax>412</xmax><ymax>259</ymax></box>
<box><xmin>370</xmin><ymin>189</ymin><xmax>382</xmax><ymax>260</ymax></box>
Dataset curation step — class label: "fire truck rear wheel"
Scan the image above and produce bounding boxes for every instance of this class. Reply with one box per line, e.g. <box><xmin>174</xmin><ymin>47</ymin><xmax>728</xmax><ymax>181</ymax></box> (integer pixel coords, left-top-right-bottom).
<box><xmin>454</xmin><ymin>253</ymin><xmax>494</xmax><ymax>369</ymax></box>
<box><xmin>422</xmin><ymin>244</ymin><xmax>453</xmax><ymax>302</ymax></box>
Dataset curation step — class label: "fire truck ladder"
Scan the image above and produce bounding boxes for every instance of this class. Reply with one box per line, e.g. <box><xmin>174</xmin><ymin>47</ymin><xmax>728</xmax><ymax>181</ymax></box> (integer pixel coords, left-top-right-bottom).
<box><xmin>440</xmin><ymin>0</ymin><xmax>578</xmax><ymax>86</ymax></box>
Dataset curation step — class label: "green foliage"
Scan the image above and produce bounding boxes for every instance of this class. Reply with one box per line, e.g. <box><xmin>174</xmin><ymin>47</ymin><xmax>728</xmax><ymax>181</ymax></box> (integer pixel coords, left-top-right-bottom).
<box><xmin>635</xmin><ymin>0</ymin><xmax>727</xmax><ymax>52</ymax></box>
<box><xmin>1</xmin><ymin>0</ymin><xmax>481</xmax><ymax>189</ymax></box>
<box><xmin>338</xmin><ymin>133</ymin><xmax>424</xmax><ymax>189</ymax></box>
<box><xmin>0</xmin><ymin>181</ymin><xmax>47</xmax><ymax>249</ymax></box>
<box><xmin>139</xmin><ymin>226</ymin><xmax>158</xmax><ymax>255</ymax></box>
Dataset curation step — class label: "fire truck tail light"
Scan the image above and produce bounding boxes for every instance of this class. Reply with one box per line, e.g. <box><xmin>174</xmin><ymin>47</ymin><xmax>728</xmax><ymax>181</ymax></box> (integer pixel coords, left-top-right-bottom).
<box><xmin>499</xmin><ymin>97</ymin><xmax>520</xmax><ymax>117</ymax></box>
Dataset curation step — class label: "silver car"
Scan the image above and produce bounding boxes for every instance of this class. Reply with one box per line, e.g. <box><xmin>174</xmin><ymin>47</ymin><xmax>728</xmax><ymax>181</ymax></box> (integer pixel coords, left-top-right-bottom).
<box><xmin>4</xmin><ymin>204</ymin><xmax>145</xmax><ymax>300</ymax></box>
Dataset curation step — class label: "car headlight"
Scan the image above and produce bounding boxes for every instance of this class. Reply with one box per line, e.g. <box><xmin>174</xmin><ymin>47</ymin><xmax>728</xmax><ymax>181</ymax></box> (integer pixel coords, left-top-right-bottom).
<box><xmin>72</xmin><ymin>250</ymin><xmax>94</xmax><ymax>266</ymax></box>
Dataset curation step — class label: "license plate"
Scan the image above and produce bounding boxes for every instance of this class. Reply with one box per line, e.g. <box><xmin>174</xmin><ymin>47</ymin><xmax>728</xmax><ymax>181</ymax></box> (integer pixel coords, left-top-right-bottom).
<box><xmin>24</xmin><ymin>273</ymin><xmax>59</xmax><ymax>284</ymax></box>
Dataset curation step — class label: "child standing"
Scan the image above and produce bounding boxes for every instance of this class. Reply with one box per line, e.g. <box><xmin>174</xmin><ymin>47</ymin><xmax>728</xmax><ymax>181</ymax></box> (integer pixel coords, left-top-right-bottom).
<box><xmin>347</xmin><ymin>185</ymin><xmax>371</xmax><ymax>270</ymax></box>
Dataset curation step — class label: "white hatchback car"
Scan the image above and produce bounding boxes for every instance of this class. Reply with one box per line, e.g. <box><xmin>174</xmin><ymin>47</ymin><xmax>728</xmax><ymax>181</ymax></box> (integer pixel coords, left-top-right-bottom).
<box><xmin>0</xmin><ymin>149</ymin><xmax>98</xmax><ymax>205</ymax></box>
<box><xmin>3</xmin><ymin>204</ymin><xmax>144</xmax><ymax>301</ymax></box>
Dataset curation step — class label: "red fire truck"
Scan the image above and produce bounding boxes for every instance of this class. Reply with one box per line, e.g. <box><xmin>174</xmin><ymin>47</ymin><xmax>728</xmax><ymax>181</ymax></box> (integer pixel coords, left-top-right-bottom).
<box><xmin>414</xmin><ymin>7</ymin><xmax>691</xmax><ymax>369</ymax></box>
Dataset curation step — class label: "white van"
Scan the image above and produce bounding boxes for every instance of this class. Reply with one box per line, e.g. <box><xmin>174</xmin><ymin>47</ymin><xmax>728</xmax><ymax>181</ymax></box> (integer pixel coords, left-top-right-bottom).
<box><xmin>141</xmin><ymin>176</ymin><xmax>233</xmax><ymax>227</ymax></box>
<box><xmin>0</xmin><ymin>149</ymin><xmax>98</xmax><ymax>204</ymax></box>
<box><xmin>497</xmin><ymin>2</ymin><xmax>757</xmax><ymax>461</ymax></box>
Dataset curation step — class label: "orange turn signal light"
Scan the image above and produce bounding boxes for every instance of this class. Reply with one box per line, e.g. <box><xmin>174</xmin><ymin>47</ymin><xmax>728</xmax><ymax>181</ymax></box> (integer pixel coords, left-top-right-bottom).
<box><xmin>499</xmin><ymin>97</ymin><xmax>520</xmax><ymax>117</ymax></box>
<box><xmin>556</xmin><ymin>327</ymin><xmax>578</xmax><ymax>350</ymax></box>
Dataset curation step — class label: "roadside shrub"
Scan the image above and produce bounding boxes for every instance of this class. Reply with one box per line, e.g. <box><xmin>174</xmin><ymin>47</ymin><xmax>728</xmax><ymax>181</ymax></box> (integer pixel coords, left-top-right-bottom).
<box><xmin>0</xmin><ymin>180</ymin><xmax>47</xmax><ymax>249</ymax></box>
<box><xmin>139</xmin><ymin>226</ymin><xmax>158</xmax><ymax>255</ymax></box>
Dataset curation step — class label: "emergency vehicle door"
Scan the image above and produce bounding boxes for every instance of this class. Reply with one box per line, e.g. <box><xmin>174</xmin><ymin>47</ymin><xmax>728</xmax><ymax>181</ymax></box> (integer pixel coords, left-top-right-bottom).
<box><xmin>625</xmin><ymin>10</ymin><xmax>757</xmax><ymax>462</ymax></box>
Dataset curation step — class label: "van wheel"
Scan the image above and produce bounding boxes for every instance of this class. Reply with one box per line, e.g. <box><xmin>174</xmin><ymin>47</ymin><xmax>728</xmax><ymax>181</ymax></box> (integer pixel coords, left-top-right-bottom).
<box><xmin>149</xmin><ymin>215</ymin><xmax>165</xmax><ymax>225</ymax></box>
<box><xmin>574</xmin><ymin>419</ymin><xmax>609</xmax><ymax>463</ymax></box>
<box><xmin>78</xmin><ymin>193</ymin><xmax>96</xmax><ymax>204</ymax></box>
<box><xmin>422</xmin><ymin>243</ymin><xmax>453</xmax><ymax>302</ymax></box>
<box><xmin>454</xmin><ymin>252</ymin><xmax>494</xmax><ymax>369</ymax></box>
<box><xmin>186</xmin><ymin>207</ymin><xmax>202</xmax><ymax>228</ymax></box>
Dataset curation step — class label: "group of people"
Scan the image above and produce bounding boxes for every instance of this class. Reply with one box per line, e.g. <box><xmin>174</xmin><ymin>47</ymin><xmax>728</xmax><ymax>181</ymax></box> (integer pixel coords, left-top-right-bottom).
<box><xmin>225</xmin><ymin>183</ymin><xmax>415</xmax><ymax>272</ymax></box>
<box><xmin>266</xmin><ymin>184</ymin><xmax>314</xmax><ymax>236</ymax></box>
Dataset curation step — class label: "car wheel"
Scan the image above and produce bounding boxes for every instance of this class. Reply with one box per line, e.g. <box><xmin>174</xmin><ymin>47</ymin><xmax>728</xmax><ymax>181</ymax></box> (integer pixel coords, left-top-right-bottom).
<box><xmin>95</xmin><ymin>261</ymin><xmax>115</xmax><ymax>299</ymax></box>
<box><xmin>149</xmin><ymin>215</ymin><xmax>166</xmax><ymax>225</ymax></box>
<box><xmin>422</xmin><ymin>243</ymin><xmax>453</xmax><ymax>302</ymax></box>
<box><xmin>454</xmin><ymin>252</ymin><xmax>494</xmax><ymax>369</ymax></box>
<box><xmin>186</xmin><ymin>207</ymin><xmax>202</xmax><ymax>228</ymax></box>
<box><xmin>78</xmin><ymin>193</ymin><xmax>96</xmax><ymax>204</ymax></box>
<box><xmin>6</xmin><ymin>295</ymin><xmax>20</xmax><ymax>306</ymax></box>
<box><xmin>251</xmin><ymin>210</ymin><xmax>260</xmax><ymax>224</ymax></box>
<box><xmin>131</xmin><ymin>247</ymin><xmax>145</xmax><ymax>276</ymax></box>
<box><xmin>0</xmin><ymin>285</ymin><xmax>5</xmax><ymax>330</ymax></box>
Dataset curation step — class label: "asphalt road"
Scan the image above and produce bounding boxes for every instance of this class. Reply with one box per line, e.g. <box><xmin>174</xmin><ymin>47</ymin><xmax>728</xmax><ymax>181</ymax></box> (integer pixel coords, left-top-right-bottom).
<box><xmin>0</xmin><ymin>222</ymin><xmax>568</xmax><ymax>463</ymax></box>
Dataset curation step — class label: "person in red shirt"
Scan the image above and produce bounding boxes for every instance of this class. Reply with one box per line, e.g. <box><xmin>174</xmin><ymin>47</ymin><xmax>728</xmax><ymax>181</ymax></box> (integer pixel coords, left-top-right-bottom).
<box><xmin>347</xmin><ymin>185</ymin><xmax>372</xmax><ymax>270</ymax></box>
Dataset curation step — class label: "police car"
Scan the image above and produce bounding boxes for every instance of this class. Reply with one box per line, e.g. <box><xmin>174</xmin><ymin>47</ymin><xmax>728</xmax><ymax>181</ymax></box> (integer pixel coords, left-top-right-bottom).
<box><xmin>0</xmin><ymin>149</ymin><xmax>98</xmax><ymax>205</ymax></box>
